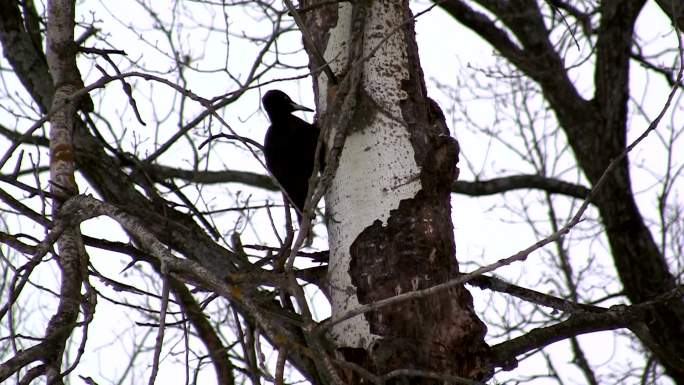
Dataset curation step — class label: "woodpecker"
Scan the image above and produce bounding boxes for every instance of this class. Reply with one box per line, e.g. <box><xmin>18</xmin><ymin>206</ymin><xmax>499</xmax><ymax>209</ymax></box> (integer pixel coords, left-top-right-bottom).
<box><xmin>262</xmin><ymin>90</ymin><xmax>321</xmax><ymax>219</ymax></box>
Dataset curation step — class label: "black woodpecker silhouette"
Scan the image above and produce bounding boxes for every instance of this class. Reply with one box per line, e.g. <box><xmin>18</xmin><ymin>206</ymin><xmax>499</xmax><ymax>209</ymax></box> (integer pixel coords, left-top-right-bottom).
<box><xmin>262</xmin><ymin>89</ymin><xmax>322</xmax><ymax>219</ymax></box>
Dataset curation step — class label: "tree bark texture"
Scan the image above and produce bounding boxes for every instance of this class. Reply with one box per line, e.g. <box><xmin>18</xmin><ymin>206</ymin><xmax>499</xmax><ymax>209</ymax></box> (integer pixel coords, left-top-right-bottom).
<box><xmin>301</xmin><ymin>0</ymin><xmax>492</xmax><ymax>381</ymax></box>
<box><xmin>43</xmin><ymin>1</ymin><xmax>89</xmax><ymax>383</ymax></box>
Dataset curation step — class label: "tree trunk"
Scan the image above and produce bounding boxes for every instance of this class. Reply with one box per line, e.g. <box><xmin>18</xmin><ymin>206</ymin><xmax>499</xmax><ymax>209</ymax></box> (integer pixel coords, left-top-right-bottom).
<box><xmin>301</xmin><ymin>1</ymin><xmax>492</xmax><ymax>382</ymax></box>
<box><xmin>43</xmin><ymin>1</ymin><xmax>89</xmax><ymax>383</ymax></box>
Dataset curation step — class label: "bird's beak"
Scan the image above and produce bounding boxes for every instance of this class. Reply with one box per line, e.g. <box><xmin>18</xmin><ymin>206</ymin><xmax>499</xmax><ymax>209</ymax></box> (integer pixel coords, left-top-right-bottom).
<box><xmin>290</xmin><ymin>101</ymin><xmax>314</xmax><ymax>112</ymax></box>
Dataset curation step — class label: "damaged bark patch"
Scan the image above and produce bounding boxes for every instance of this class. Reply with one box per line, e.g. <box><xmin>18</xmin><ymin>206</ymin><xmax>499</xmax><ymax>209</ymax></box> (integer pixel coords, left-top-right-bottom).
<box><xmin>348</xmin><ymin>189</ymin><xmax>492</xmax><ymax>380</ymax></box>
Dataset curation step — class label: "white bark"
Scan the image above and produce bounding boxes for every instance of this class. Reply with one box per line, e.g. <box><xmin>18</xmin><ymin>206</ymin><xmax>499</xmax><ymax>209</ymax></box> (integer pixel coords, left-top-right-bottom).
<box><xmin>321</xmin><ymin>2</ymin><xmax>422</xmax><ymax>349</ymax></box>
<box><xmin>317</xmin><ymin>3</ymin><xmax>351</xmax><ymax>112</ymax></box>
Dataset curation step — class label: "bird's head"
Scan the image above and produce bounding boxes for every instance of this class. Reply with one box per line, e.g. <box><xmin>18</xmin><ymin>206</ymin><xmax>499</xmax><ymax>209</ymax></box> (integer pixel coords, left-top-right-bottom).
<box><xmin>262</xmin><ymin>90</ymin><xmax>313</xmax><ymax>120</ymax></box>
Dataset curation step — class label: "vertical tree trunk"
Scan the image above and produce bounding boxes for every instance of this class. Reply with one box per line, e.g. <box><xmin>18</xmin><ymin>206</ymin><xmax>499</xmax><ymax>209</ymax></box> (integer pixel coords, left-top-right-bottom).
<box><xmin>301</xmin><ymin>1</ymin><xmax>492</xmax><ymax>381</ymax></box>
<box><xmin>43</xmin><ymin>1</ymin><xmax>89</xmax><ymax>382</ymax></box>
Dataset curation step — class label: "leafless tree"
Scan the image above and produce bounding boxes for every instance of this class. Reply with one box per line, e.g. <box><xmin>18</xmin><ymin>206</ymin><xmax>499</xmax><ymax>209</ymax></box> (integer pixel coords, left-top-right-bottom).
<box><xmin>0</xmin><ymin>1</ymin><xmax>682</xmax><ymax>385</ymax></box>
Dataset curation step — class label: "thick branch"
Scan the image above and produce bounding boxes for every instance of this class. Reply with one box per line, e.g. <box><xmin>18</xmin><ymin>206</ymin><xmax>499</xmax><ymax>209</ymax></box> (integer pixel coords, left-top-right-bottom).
<box><xmin>140</xmin><ymin>164</ymin><xmax>276</xmax><ymax>190</ymax></box>
<box><xmin>491</xmin><ymin>306</ymin><xmax>638</xmax><ymax>370</ymax></box>
<box><xmin>0</xmin><ymin>1</ymin><xmax>53</xmax><ymax>112</ymax></box>
<box><xmin>655</xmin><ymin>0</ymin><xmax>684</xmax><ymax>32</ymax></box>
<box><xmin>134</xmin><ymin>163</ymin><xmax>594</xmax><ymax>201</ymax></box>
<box><xmin>440</xmin><ymin>0</ymin><xmax>593</xmax><ymax>130</ymax></box>
<box><xmin>0</xmin><ymin>345</ymin><xmax>45</xmax><ymax>382</ymax></box>
<box><xmin>491</xmin><ymin>287</ymin><xmax>684</xmax><ymax>370</ymax></box>
<box><xmin>467</xmin><ymin>275</ymin><xmax>604</xmax><ymax>314</ymax></box>
<box><xmin>452</xmin><ymin>174</ymin><xmax>590</xmax><ymax>199</ymax></box>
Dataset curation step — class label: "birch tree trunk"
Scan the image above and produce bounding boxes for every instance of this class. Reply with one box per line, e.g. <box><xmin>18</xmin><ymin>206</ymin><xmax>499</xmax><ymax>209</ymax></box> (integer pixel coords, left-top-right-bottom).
<box><xmin>301</xmin><ymin>1</ymin><xmax>492</xmax><ymax>381</ymax></box>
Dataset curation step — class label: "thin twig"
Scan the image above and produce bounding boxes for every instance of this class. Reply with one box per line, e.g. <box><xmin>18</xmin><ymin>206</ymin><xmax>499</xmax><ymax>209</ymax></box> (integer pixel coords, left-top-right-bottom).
<box><xmin>147</xmin><ymin>275</ymin><xmax>170</xmax><ymax>385</ymax></box>
<box><xmin>275</xmin><ymin>348</ymin><xmax>286</xmax><ymax>385</ymax></box>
